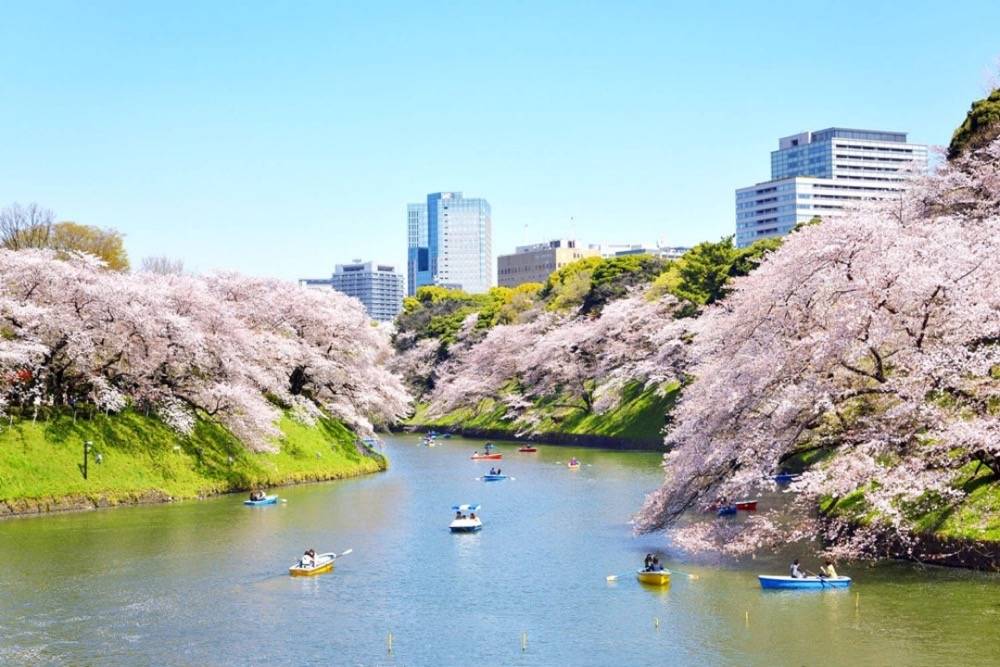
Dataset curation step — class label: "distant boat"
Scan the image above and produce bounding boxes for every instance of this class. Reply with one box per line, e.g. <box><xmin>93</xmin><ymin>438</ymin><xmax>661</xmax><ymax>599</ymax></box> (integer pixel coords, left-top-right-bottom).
<box><xmin>517</xmin><ymin>446</ymin><xmax>538</xmax><ymax>453</ymax></box>
<box><xmin>482</xmin><ymin>474</ymin><xmax>508</xmax><ymax>482</ymax></box>
<box><xmin>758</xmin><ymin>575</ymin><xmax>851</xmax><ymax>590</ymax></box>
<box><xmin>471</xmin><ymin>453</ymin><xmax>502</xmax><ymax>460</ymax></box>
<box><xmin>636</xmin><ymin>569</ymin><xmax>671</xmax><ymax>586</ymax></box>
<box><xmin>716</xmin><ymin>505</ymin><xmax>737</xmax><ymax>516</ymax></box>
<box><xmin>450</xmin><ymin>504</ymin><xmax>483</xmax><ymax>532</ymax></box>
<box><xmin>244</xmin><ymin>495</ymin><xmax>278</xmax><ymax>506</ymax></box>
<box><xmin>567</xmin><ymin>458</ymin><xmax>580</xmax><ymax>470</ymax></box>
<box><xmin>773</xmin><ymin>473</ymin><xmax>800</xmax><ymax>484</ymax></box>
<box><xmin>289</xmin><ymin>553</ymin><xmax>336</xmax><ymax>577</ymax></box>
<box><xmin>735</xmin><ymin>500</ymin><xmax>758</xmax><ymax>511</ymax></box>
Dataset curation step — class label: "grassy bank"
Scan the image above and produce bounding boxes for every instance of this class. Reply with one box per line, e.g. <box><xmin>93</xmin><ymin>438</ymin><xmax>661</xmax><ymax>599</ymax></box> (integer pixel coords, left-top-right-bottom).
<box><xmin>0</xmin><ymin>410</ymin><xmax>385</xmax><ymax>512</ymax></box>
<box><xmin>408</xmin><ymin>381</ymin><xmax>679</xmax><ymax>448</ymax></box>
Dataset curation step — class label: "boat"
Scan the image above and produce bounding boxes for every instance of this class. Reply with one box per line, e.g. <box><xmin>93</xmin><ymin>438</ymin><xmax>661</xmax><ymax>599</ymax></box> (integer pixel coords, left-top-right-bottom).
<box><xmin>567</xmin><ymin>458</ymin><xmax>580</xmax><ymax>470</ymax></box>
<box><xmin>482</xmin><ymin>474</ymin><xmax>508</xmax><ymax>482</ymax></box>
<box><xmin>716</xmin><ymin>505</ymin><xmax>737</xmax><ymax>516</ymax></box>
<box><xmin>288</xmin><ymin>552</ymin><xmax>336</xmax><ymax>577</ymax></box>
<box><xmin>773</xmin><ymin>473</ymin><xmax>801</xmax><ymax>485</ymax></box>
<box><xmin>244</xmin><ymin>495</ymin><xmax>279</xmax><ymax>506</ymax></box>
<box><xmin>449</xmin><ymin>504</ymin><xmax>483</xmax><ymax>532</ymax></box>
<box><xmin>758</xmin><ymin>575</ymin><xmax>852</xmax><ymax>590</ymax></box>
<box><xmin>517</xmin><ymin>446</ymin><xmax>538</xmax><ymax>453</ymax></box>
<box><xmin>735</xmin><ymin>500</ymin><xmax>758</xmax><ymax>511</ymax></box>
<box><xmin>471</xmin><ymin>453</ymin><xmax>503</xmax><ymax>460</ymax></box>
<box><xmin>636</xmin><ymin>569</ymin><xmax>671</xmax><ymax>586</ymax></box>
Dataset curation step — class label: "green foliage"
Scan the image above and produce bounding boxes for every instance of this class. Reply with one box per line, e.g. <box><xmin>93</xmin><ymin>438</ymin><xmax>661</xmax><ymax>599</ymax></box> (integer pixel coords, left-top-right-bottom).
<box><xmin>649</xmin><ymin>236</ymin><xmax>781</xmax><ymax>308</ymax></box>
<box><xmin>0</xmin><ymin>411</ymin><xmax>384</xmax><ymax>504</ymax></box>
<box><xmin>476</xmin><ymin>284</ymin><xmax>543</xmax><ymax>328</ymax></box>
<box><xmin>395</xmin><ymin>286</ymin><xmax>487</xmax><ymax>345</ymax></box>
<box><xmin>581</xmin><ymin>254</ymin><xmax>671</xmax><ymax>313</ymax></box>
<box><xmin>541</xmin><ymin>256</ymin><xmax>602</xmax><ymax>311</ymax></box>
<box><xmin>948</xmin><ymin>88</ymin><xmax>1000</xmax><ymax>160</ymax></box>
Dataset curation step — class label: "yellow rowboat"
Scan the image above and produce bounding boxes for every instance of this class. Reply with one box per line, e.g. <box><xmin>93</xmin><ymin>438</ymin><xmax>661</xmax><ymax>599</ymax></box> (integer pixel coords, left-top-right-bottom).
<box><xmin>288</xmin><ymin>549</ymin><xmax>351</xmax><ymax>577</ymax></box>
<box><xmin>289</xmin><ymin>556</ymin><xmax>334</xmax><ymax>577</ymax></box>
<box><xmin>636</xmin><ymin>570</ymin><xmax>671</xmax><ymax>586</ymax></box>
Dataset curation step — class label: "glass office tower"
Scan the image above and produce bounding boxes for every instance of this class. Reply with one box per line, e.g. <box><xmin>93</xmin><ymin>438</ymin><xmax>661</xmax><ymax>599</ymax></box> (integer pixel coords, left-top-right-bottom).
<box><xmin>406</xmin><ymin>192</ymin><xmax>492</xmax><ymax>295</ymax></box>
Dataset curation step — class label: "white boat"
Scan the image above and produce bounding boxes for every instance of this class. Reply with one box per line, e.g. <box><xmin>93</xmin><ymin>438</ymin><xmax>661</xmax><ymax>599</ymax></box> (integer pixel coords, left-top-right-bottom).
<box><xmin>449</xmin><ymin>503</ymin><xmax>483</xmax><ymax>532</ymax></box>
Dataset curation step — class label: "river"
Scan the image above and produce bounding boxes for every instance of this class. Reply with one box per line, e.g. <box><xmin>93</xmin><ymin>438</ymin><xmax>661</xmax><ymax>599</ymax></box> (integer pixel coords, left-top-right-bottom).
<box><xmin>0</xmin><ymin>435</ymin><xmax>997</xmax><ymax>666</ymax></box>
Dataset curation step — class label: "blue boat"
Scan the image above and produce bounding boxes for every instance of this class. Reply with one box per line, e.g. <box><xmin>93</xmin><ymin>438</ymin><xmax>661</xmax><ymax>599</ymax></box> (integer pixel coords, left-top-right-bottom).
<box><xmin>758</xmin><ymin>575</ymin><xmax>851</xmax><ymax>590</ymax></box>
<box><xmin>482</xmin><ymin>474</ymin><xmax>508</xmax><ymax>482</ymax></box>
<box><xmin>244</xmin><ymin>495</ymin><xmax>279</xmax><ymax>506</ymax></box>
<box><xmin>773</xmin><ymin>473</ymin><xmax>801</xmax><ymax>485</ymax></box>
<box><xmin>717</xmin><ymin>505</ymin><xmax>737</xmax><ymax>516</ymax></box>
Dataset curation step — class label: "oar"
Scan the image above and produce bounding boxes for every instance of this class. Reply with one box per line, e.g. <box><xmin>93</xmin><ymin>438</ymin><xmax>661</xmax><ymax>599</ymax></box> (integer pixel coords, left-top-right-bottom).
<box><xmin>805</xmin><ymin>569</ymin><xmax>827</xmax><ymax>587</ymax></box>
<box><xmin>667</xmin><ymin>568</ymin><xmax>700</xmax><ymax>580</ymax></box>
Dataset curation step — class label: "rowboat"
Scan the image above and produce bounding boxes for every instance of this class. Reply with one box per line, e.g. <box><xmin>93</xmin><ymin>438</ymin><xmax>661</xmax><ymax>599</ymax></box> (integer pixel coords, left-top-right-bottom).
<box><xmin>567</xmin><ymin>458</ymin><xmax>580</xmax><ymax>469</ymax></box>
<box><xmin>482</xmin><ymin>474</ymin><xmax>508</xmax><ymax>482</ymax></box>
<box><xmin>717</xmin><ymin>505</ymin><xmax>737</xmax><ymax>516</ymax></box>
<box><xmin>636</xmin><ymin>569</ymin><xmax>671</xmax><ymax>586</ymax></box>
<box><xmin>758</xmin><ymin>575</ymin><xmax>851</xmax><ymax>590</ymax></box>
<box><xmin>735</xmin><ymin>500</ymin><xmax>758</xmax><ymax>511</ymax></box>
<box><xmin>450</xmin><ymin>504</ymin><xmax>483</xmax><ymax>532</ymax></box>
<box><xmin>517</xmin><ymin>446</ymin><xmax>538</xmax><ymax>453</ymax></box>
<box><xmin>289</xmin><ymin>553</ymin><xmax>336</xmax><ymax>577</ymax></box>
<box><xmin>773</xmin><ymin>473</ymin><xmax>800</xmax><ymax>484</ymax></box>
<box><xmin>244</xmin><ymin>495</ymin><xmax>278</xmax><ymax>506</ymax></box>
<box><xmin>471</xmin><ymin>453</ymin><xmax>503</xmax><ymax>460</ymax></box>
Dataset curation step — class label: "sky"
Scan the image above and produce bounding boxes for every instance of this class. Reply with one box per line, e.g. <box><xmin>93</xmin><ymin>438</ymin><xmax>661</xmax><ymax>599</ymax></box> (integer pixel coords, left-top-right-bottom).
<box><xmin>1</xmin><ymin>1</ymin><xmax>998</xmax><ymax>282</ymax></box>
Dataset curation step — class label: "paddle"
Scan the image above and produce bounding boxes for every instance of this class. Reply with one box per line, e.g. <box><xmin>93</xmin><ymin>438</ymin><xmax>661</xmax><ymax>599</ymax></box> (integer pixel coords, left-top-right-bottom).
<box><xmin>805</xmin><ymin>569</ymin><xmax>827</xmax><ymax>587</ymax></box>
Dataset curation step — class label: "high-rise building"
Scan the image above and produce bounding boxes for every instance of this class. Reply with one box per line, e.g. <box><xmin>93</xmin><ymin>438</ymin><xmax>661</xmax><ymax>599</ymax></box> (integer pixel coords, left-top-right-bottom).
<box><xmin>497</xmin><ymin>239</ymin><xmax>599</xmax><ymax>287</ymax></box>
<box><xmin>735</xmin><ymin>128</ymin><xmax>928</xmax><ymax>247</ymax></box>
<box><xmin>406</xmin><ymin>192</ymin><xmax>492</xmax><ymax>295</ymax></box>
<box><xmin>299</xmin><ymin>260</ymin><xmax>404</xmax><ymax>323</ymax></box>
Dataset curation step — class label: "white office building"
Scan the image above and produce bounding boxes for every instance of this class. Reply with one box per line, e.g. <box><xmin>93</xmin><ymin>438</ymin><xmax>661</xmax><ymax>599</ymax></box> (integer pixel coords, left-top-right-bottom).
<box><xmin>299</xmin><ymin>260</ymin><xmax>404</xmax><ymax>322</ymax></box>
<box><xmin>736</xmin><ymin>128</ymin><xmax>928</xmax><ymax>247</ymax></box>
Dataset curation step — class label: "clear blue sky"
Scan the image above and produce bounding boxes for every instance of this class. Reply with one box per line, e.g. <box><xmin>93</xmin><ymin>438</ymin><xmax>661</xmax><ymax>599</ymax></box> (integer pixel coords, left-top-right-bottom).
<box><xmin>2</xmin><ymin>1</ymin><xmax>997</xmax><ymax>281</ymax></box>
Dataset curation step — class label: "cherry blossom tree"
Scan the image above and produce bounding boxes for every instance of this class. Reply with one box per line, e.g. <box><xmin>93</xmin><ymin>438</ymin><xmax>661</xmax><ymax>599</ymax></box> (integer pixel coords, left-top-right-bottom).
<box><xmin>0</xmin><ymin>250</ymin><xmax>409</xmax><ymax>451</ymax></box>
<box><xmin>636</xmin><ymin>137</ymin><xmax>1000</xmax><ymax>559</ymax></box>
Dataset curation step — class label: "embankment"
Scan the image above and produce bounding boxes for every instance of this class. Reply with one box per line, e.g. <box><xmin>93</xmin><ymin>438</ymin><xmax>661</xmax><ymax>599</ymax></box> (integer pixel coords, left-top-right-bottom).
<box><xmin>0</xmin><ymin>410</ymin><xmax>385</xmax><ymax>517</ymax></box>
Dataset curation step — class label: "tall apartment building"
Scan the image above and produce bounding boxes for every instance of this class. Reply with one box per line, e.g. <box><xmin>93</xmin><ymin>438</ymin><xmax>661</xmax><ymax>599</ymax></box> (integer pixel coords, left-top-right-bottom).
<box><xmin>407</xmin><ymin>192</ymin><xmax>492</xmax><ymax>295</ymax></box>
<box><xmin>299</xmin><ymin>260</ymin><xmax>404</xmax><ymax>322</ymax></box>
<box><xmin>735</xmin><ymin>128</ymin><xmax>928</xmax><ymax>247</ymax></box>
<box><xmin>497</xmin><ymin>239</ymin><xmax>599</xmax><ymax>287</ymax></box>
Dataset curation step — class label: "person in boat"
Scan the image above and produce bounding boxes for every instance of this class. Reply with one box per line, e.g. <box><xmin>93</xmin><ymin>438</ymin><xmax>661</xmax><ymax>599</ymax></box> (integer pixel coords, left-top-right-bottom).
<box><xmin>496</xmin><ymin>468</ymin><xmax>501</xmax><ymax>475</ymax></box>
<box><xmin>489</xmin><ymin>467</ymin><xmax>496</xmax><ymax>475</ymax></box>
<box><xmin>455</xmin><ymin>510</ymin><xmax>462</xmax><ymax>520</ymax></box>
<box><xmin>469</xmin><ymin>512</ymin><xmax>477</xmax><ymax>520</ymax></box>
<box><xmin>651</xmin><ymin>557</ymin><xmax>664</xmax><ymax>572</ymax></box>
<box><xmin>301</xmin><ymin>549</ymin><xmax>315</xmax><ymax>568</ymax></box>
<box><xmin>644</xmin><ymin>554</ymin><xmax>654</xmax><ymax>572</ymax></box>
<box><xmin>819</xmin><ymin>559</ymin><xmax>838</xmax><ymax>578</ymax></box>
<box><xmin>789</xmin><ymin>558</ymin><xmax>805</xmax><ymax>579</ymax></box>
<box><xmin>249</xmin><ymin>489</ymin><xmax>265</xmax><ymax>501</ymax></box>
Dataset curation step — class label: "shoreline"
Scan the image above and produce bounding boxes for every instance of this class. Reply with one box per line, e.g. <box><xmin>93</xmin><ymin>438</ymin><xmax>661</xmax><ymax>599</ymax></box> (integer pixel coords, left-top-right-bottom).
<box><xmin>400</xmin><ymin>423</ymin><xmax>666</xmax><ymax>451</ymax></box>
<box><xmin>0</xmin><ymin>462</ymin><xmax>387</xmax><ymax>520</ymax></box>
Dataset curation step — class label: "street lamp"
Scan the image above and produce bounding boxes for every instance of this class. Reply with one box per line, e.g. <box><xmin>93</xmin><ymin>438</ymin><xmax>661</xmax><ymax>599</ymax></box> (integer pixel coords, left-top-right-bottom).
<box><xmin>83</xmin><ymin>440</ymin><xmax>92</xmax><ymax>480</ymax></box>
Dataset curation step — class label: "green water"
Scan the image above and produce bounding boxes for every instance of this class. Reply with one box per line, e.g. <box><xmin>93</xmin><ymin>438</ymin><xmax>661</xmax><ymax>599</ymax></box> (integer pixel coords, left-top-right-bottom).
<box><xmin>0</xmin><ymin>435</ymin><xmax>997</xmax><ymax>666</ymax></box>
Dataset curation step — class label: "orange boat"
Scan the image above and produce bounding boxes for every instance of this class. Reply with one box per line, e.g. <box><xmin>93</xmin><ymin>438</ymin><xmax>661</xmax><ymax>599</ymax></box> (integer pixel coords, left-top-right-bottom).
<box><xmin>471</xmin><ymin>453</ymin><xmax>503</xmax><ymax>460</ymax></box>
<box><xmin>517</xmin><ymin>446</ymin><xmax>538</xmax><ymax>453</ymax></box>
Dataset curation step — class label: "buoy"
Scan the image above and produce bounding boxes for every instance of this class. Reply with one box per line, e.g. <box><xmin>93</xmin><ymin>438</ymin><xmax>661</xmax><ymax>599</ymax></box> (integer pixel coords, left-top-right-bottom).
<box><xmin>387</xmin><ymin>631</ymin><xmax>393</xmax><ymax>655</ymax></box>
<box><xmin>745</xmin><ymin>610</ymin><xmax>750</xmax><ymax>626</ymax></box>
<box><xmin>521</xmin><ymin>632</ymin><xmax>527</xmax><ymax>652</ymax></box>
<box><xmin>654</xmin><ymin>617</ymin><xmax>660</xmax><ymax>630</ymax></box>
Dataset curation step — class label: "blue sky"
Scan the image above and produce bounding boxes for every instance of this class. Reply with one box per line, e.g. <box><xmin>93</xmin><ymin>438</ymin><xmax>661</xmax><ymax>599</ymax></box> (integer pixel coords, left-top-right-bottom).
<box><xmin>1</xmin><ymin>1</ymin><xmax>997</xmax><ymax>281</ymax></box>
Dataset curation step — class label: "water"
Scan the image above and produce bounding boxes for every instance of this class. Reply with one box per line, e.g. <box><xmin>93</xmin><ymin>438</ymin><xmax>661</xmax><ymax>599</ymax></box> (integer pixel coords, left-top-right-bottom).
<box><xmin>0</xmin><ymin>435</ymin><xmax>997</xmax><ymax>666</ymax></box>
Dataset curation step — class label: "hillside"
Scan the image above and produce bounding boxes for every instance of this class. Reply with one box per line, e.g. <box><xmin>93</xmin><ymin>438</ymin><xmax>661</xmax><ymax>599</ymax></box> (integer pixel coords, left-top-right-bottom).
<box><xmin>0</xmin><ymin>411</ymin><xmax>384</xmax><ymax>515</ymax></box>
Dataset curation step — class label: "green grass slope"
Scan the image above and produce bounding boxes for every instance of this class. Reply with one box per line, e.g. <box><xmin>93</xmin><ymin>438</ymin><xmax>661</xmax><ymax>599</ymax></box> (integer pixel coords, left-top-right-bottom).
<box><xmin>0</xmin><ymin>411</ymin><xmax>384</xmax><ymax>507</ymax></box>
<box><xmin>408</xmin><ymin>381</ymin><xmax>679</xmax><ymax>447</ymax></box>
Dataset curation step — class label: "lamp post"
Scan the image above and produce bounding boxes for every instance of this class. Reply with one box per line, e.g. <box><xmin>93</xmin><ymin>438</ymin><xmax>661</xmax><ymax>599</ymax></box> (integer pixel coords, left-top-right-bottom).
<box><xmin>83</xmin><ymin>440</ymin><xmax>92</xmax><ymax>480</ymax></box>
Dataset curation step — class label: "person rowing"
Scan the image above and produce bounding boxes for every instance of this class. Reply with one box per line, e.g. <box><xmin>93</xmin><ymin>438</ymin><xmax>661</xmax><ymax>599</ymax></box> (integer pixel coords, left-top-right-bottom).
<box><xmin>643</xmin><ymin>554</ymin><xmax>654</xmax><ymax>572</ymax></box>
<box><xmin>819</xmin><ymin>559</ymin><xmax>838</xmax><ymax>578</ymax></box>
<box><xmin>301</xmin><ymin>548</ymin><xmax>316</xmax><ymax>569</ymax></box>
<box><xmin>789</xmin><ymin>558</ymin><xmax>805</xmax><ymax>579</ymax></box>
